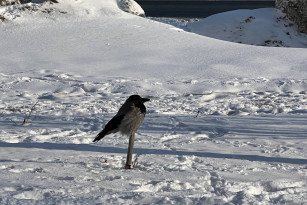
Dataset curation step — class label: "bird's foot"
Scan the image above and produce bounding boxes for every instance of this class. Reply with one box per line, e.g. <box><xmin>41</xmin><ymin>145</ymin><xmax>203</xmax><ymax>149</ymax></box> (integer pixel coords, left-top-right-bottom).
<box><xmin>125</xmin><ymin>164</ymin><xmax>132</xmax><ymax>169</ymax></box>
<box><xmin>125</xmin><ymin>158</ymin><xmax>138</xmax><ymax>169</ymax></box>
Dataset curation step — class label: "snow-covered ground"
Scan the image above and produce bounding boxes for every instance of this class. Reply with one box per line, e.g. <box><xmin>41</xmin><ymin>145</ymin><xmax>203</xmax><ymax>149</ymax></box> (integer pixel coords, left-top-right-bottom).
<box><xmin>0</xmin><ymin>0</ymin><xmax>306</xmax><ymax>204</ymax></box>
<box><xmin>187</xmin><ymin>8</ymin><xmax>307</xmax><ymax>48</ymax></box>
<box><xmin>152</xmin><ymin>8</ymin><xmax>307</xmax><ymax>48</ymax></box>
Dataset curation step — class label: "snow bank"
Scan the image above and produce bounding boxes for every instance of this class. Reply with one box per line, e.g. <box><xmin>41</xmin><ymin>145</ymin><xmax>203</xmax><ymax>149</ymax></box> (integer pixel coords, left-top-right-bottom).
<box><xmin>117</xmin><ymin>0</ymin><xmax>145</xmax><ymax>16</ymax></box>
<box><xmin>187</xmin><ymin>8</ymin><xmax>307</xmax><ymax>48</ymax></box>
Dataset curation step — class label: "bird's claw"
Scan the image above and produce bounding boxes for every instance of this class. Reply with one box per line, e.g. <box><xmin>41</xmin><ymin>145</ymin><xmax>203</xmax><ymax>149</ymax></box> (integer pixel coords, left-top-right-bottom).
<box><xmin>125</xmin><ymin>164</ymin><xmax>132</xmax><ymax>169</ymax></box>
<box><xmin>125</xmin><ymin>157</ymin><xmax>138</xmax><ymax>169</ymax></box>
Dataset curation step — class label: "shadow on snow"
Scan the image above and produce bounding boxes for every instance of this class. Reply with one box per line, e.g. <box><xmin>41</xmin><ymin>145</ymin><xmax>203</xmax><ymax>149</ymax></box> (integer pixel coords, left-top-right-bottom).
<box><xmin>0</xmin><ymin>142</ymin><xmax>306</xmax><ymax>165</ymax></box>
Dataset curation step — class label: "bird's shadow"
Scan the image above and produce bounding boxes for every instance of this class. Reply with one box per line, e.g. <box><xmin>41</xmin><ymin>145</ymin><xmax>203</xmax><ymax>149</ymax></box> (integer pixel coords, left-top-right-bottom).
<box><xmin>0</xmin><ymin>142</ymin><xmax>306</xmax><ymax>165</ymax></box>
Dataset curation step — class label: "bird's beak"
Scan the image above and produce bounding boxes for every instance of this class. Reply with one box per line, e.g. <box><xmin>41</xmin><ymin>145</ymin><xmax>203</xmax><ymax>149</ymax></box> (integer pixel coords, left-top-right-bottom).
<box><xmin>142</xmin><ymin>98</ymin><xmax>150</xmax><ymax>102</ymax></box>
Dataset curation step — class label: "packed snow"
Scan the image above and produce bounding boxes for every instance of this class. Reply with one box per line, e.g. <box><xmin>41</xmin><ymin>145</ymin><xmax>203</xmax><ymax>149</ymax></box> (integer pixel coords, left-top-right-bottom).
<box><xmin>0</xmin><ymin>0</ymin><xmax>306</xmax><ymax>204</ymax></box>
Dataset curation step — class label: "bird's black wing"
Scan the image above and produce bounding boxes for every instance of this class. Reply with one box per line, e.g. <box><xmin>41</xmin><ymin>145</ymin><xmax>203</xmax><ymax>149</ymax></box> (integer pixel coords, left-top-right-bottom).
<box><xmin>93</xmin><ymin>115</ymin><xmax>125</xmax><ymax>143</ymax></box>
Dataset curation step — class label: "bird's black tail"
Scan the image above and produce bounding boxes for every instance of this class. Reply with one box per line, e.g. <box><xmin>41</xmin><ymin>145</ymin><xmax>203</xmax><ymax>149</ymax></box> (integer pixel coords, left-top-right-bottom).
<box><xmin>93</xmin><ymin>130</ymin><xmax>107</xmax><ymax>143</ymax></box>
<box><xmin>93</xmin><ymin>115</ymin><xmax>124</xmax><ymax>143</ymax></box>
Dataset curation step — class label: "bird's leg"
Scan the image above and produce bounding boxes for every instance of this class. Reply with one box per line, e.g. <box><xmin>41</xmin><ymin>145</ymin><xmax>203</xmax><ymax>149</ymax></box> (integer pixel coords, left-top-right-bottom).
<box><xmin>125</xmin><ymin>133</ymin><xmax>135</xmax><ymax>169</ymax></box>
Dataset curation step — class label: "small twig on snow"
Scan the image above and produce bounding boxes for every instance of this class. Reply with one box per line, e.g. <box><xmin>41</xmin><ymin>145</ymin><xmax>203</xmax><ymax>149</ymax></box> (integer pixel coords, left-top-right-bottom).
<box><xmin>132</xmin><ymin>157</ymin><xmax>138</xmax><ymax>168</ymax></box>
<box><xmin>23</xmin><ymin>100</ymin><xmax>39</xmax><ymax>125</ymax></box>
<box><xmin>195</xmin><ymin>110</ymin><xmax>200</xmax><ymax>118</ymax></box>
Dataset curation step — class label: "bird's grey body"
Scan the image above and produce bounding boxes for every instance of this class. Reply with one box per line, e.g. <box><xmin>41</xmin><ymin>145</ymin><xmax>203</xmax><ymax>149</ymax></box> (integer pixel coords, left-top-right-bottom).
<box><xmin>93</xmin><ymin>95</ymin><xmax>149</xmax><ymax>169</ymax></box>
<box><xmin>118</xmin><ymin>105</ymin><xmax>145</xmax><ymax>136</ymax></box>
<box><xmin>93</xmin><ymin>95</ymin><xmax>149</xmax><ymax>142</ymax></box>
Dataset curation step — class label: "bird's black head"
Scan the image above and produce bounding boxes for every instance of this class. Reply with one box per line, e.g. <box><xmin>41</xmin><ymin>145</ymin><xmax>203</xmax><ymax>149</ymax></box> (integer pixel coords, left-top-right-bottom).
<box><xmin>128</xmin><ymin>95</ymin><xmax>150</xmax><ymax>114</ymax></box>
<box><xmin>128</xmin><ymin>95</ymin><xmax>150</xmax><ymax>104</ymax></box>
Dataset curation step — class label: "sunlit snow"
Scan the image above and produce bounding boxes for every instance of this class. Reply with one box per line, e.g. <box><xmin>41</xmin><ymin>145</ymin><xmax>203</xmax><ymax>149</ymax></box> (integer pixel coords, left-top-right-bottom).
<box><xmin>0</xmin><ymin>0</ymin><xmax>306</xmax><ymax>204</ymax></box>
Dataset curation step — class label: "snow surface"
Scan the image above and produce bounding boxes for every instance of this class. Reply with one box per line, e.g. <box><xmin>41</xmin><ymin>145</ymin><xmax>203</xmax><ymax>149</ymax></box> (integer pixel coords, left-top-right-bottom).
<box><xmin>152</xmin><ymin>8</ymin><xmax>307</xmax><ymax>48</ymax></box>
<box><xmin>187</xmin><ymin>8</ymin><xmax>307</xmax><ymax>48</ymax></box>
<box><xmin>0</xmin><ymin>0</ymin><xmax>307</xmax><ymax>204</ymax></box>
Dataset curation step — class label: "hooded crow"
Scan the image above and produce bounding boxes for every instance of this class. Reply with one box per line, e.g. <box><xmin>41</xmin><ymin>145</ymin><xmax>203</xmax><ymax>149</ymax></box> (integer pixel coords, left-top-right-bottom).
<box><xmin>93</xmin><ymin>95</ymin><xmax>150</xmax><ymax>169</ymax></box>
